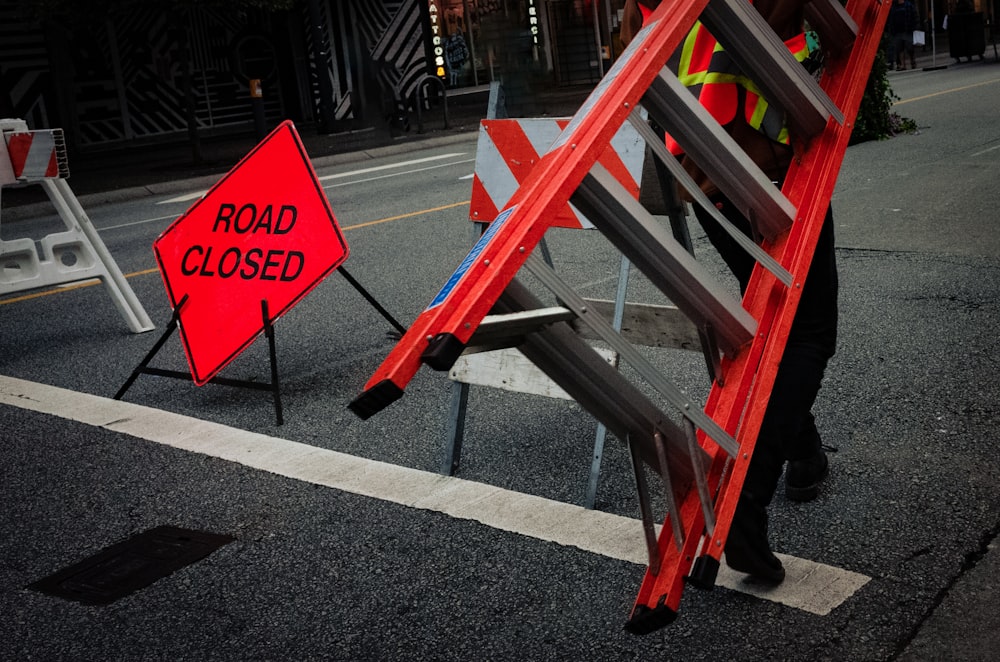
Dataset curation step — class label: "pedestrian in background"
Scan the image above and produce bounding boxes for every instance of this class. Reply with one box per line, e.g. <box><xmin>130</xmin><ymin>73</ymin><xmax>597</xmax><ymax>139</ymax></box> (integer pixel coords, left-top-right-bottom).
<box><xmin>888</xmin><ymin>0</ymin><xmax>920</xmax><ymax>69</ymax></box>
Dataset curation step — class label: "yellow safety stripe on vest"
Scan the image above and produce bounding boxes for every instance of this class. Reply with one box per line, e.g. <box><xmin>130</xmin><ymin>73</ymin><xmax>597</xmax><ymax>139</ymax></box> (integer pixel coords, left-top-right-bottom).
<box><xmin>744</xmin><ymin>33</ymin><xmax>810</xmax><ymax>143</ymax></box>
<box><xmin>676</xmin><ymin>22</ymin><xmax>813</xmax><ymax>144</ymax></box>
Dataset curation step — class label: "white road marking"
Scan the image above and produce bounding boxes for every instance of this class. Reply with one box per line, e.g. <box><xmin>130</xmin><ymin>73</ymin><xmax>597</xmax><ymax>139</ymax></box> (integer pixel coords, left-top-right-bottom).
<box><xmin>0</xmin><ymin>374</ymin><xmax>869</xmax><ymax>616</ymax></box>
<box><xmin>157</xmin><ymin>191</ymin><xmax>206</xmax><ymax>205</ymax></box>
<box><xmin>102</xmin><ymin>214</ymin><xmax>178</xmax><ymax>231</ymax></box>
<box><xmin>971</xmin><ymin>143</ymin><xmax>1000</xmax><ymax>157</ymax></box>
<box><xmin>316</xmin><ymin>153</ymin><xmax>466</xmax><ymax>181</ymax></box>
<box><xmin>320</xmin><ymin>159</ymin><xmax>474</xmax><ymax>190</ymax></box>
<box><xmin>156</xmin><ymin>153</ymin><xmax>469</xmax><ymax>205</ymax></box>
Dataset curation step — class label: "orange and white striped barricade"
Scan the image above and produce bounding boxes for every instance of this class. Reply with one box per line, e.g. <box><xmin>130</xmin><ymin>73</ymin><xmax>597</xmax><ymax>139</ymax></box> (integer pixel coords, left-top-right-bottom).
<box><xmin>448</xmin><ymin>116</ymin><xmax>704</xmax><ymax>509</ymax></box>
<box><xmin>0</xmin><ymin>118</ymin><xmax>153</xmax><ymax>333</ymax></box>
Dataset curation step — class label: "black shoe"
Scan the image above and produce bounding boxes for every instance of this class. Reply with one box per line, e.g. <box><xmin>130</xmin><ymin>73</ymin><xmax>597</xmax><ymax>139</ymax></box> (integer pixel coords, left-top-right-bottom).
<box><xmin>785</xmin><ymin>449</ymin><xmax>829</xmax><ymax>502</ymax></box>
<box><xmin>725</xmin><ymin>495</ymin><xmax>785</xmax><ymax>583</ymax></box>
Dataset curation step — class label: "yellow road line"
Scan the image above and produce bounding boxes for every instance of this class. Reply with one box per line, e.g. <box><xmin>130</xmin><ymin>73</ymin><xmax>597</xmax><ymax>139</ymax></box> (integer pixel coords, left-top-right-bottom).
<box><xmin>0</xmin><ymin>201</ymin><xmax>470</xmax><ymax>306</ymax></box>
<box><xmin>894</xmin><ymin>77</ymin><xmax>1000</xmax><ymax>106</ymax></box>
<box><xmin>341</xmin><ymin>201</ymin><xmax>468</xmax><ymax>230</ymax></box>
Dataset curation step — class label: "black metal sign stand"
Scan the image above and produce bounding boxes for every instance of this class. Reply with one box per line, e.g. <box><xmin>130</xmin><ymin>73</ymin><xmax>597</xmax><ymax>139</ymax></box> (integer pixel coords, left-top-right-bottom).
<box><xmin>115</xmin><ymin>267</ymin><xmax>406</xmax><ymax>426</ymax></box>
<box><xmin>338</xmin><ymin>265</ymin><xmax>406</xmax><ymax>336</ymax></box>
<box><xmin>114</xmin><ymin>295</ymin><xmax>285</xmax><ymax>425</ymax></box>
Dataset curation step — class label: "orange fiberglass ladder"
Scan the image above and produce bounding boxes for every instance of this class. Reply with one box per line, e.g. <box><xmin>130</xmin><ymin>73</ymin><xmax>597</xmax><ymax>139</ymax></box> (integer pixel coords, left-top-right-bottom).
<box><xmin>350</xmin><ymin>0</ymin><xmax>890</xmax><ymax>634</ymax></box>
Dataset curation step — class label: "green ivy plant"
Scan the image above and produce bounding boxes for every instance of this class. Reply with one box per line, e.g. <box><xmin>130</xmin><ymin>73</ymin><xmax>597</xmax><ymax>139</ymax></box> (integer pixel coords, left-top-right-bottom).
<box><xmin>852</xmin><ymin>43</ymin><xmax>918</xmax><ymax>143</ymax></box>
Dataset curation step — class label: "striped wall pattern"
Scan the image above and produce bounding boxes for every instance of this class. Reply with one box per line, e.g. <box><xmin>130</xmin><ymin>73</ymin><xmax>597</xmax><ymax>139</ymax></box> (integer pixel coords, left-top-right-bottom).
<box><xmin>361</xmin><ymin>0</ymin><xmax>430</xmax><ymax>103</ymax></box>
<box><xmin>0</xmin><ymin>5</ymin><xmax>53</xmax><ymax>130</ymax></box>
<box><xmin>307</xmin><ymin>0</ymin><xmax>431</xmax><ymax>125</ymax></box>
<box><xmin>1</xmin><ymin>5</ymin><xmax>283</xmax><ymax>146</ymax></box>
<box><xmin>302</xmin><ymin>0</ymin><xmax>355</xmax><ymax>122</ymax></box>
<box><xmin>0</xmin><ymin>1</ymin><xmax>432</xmax><ymax>147</ymax></box>
<box><xmin>71</xmin><ymin>7</ymin><xmax>281</xmax><ymax>145</ymax></box>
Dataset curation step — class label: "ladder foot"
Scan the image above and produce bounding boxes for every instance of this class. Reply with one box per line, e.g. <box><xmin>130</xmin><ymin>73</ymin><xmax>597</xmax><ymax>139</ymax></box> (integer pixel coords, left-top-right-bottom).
<box><xmin>348</xmin><ymin>379</ymin><xmax>405</xmax><ymax>419</ymax></box>
<box><xmin>685</xmin><ymin>555</ymin><xmax>719</xmax><ymax>590</ymax></box>
<box><xmin>421</xmin><ymin>332</ymin><xmax>466</xmax><ymax>371</ymax></box>
<box><xmin>624</xmin><ymin>601</ymin><xmax>678</xmax><ymax>635</ymax></box>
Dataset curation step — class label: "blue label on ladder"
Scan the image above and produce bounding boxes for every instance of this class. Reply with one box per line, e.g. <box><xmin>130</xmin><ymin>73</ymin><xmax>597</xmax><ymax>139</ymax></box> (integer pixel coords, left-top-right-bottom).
<box><xmin>427</xmin><ymin>206</ymin><xmax>515</xmax><ymax>310</ymax></box>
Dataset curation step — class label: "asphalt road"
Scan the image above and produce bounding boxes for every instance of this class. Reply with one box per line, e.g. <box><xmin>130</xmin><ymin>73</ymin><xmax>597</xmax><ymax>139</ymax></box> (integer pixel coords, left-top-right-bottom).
<box><xmin>2</xmin><ymin>60</ymin><xmax>1000</xmax><ymax>660</ymax></box>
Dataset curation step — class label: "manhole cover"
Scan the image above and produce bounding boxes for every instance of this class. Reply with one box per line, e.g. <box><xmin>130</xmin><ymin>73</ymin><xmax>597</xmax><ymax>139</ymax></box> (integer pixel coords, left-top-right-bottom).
<box><xmin>28</xmin><ymin>525</ymin><xmax>234</xmax><ymax>605</ymax></box>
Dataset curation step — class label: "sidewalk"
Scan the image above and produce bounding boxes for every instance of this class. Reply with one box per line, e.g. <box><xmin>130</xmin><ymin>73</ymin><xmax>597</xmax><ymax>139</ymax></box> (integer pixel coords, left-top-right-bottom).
<box><xmin>893</xmin><ymin>30</ymin><xmax>998</xmax><ymax>72</ymax></box>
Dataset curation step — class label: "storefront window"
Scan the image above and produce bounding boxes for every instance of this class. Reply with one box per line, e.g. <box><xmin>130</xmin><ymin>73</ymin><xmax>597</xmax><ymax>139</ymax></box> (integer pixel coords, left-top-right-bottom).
<box><xmin>427</xmin><ymin>1</ymin><xmax>631</xmax><ymax>92</ymax></box>
<box><xmin>430</xmin><ymin>0</ymin><xmax>540</xmax><ymax>89</ymax></box>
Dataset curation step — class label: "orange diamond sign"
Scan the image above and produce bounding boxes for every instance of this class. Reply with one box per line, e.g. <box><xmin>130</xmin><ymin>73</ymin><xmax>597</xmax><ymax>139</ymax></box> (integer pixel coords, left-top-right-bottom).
<box><xmin>154</xmin><ymin>120</ymin><xmax>348</xmax><ymax>385</ymax></box>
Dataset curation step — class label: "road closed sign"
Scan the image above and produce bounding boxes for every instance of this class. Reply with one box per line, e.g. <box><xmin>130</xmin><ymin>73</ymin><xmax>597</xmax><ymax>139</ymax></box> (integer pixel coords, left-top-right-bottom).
<box><xmin>154</xmin><ymin>120</ymin><xmax>348</xmax><ymax>385</ymax></box>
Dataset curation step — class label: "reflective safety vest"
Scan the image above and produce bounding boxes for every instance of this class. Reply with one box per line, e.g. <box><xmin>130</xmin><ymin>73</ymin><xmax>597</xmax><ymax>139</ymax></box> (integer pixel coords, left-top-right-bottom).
<box><xmin>638</xmin><ymin>4</ymin><xmax>815</xmax><ymax>155</ymax></box>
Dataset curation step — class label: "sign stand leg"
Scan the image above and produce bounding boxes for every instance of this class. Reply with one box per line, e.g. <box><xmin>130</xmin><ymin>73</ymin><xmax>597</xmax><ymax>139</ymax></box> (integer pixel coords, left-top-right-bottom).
<box><xmin>337</xmin><ymin>266</ymin><xmax>407</xmax><ymax>336</ymax></box>
<box><xmin>441</xmin><ymin>380</ymin><xmax>470</xmax><ymax>475</ymax></box>
<box><xmin>114</xmin><ymin>295</ymin><xmax>189</xmax><ymax>401</ymax></box>
<box><xmin>261</xmin><ymin>299</ymin><xmax>284</xmax><ymax>425</ymax></box>
<box><xmin>114</xmin><ymin>295</ymin><xmax>285</xmax><ymax>425</ymax></box>
<box><xmin>584</xmin><ymin>253</ymin><xmax>631</xmax><ymax>509</ymax></box>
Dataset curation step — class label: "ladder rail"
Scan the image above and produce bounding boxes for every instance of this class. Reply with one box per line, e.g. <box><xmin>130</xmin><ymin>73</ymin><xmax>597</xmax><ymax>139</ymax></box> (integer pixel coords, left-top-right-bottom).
<box><xmin>628</xmin><ymin>0</ymin><xmax>893</xmax><ymax>631</ymax></box>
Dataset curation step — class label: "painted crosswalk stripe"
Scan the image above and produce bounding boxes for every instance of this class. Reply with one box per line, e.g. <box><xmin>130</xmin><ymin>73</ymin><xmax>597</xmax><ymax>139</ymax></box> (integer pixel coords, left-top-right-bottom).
<box><xmin>0</xmin><ymin>374</ymin><xmax>869</xmax><ymax>616</ymax></box>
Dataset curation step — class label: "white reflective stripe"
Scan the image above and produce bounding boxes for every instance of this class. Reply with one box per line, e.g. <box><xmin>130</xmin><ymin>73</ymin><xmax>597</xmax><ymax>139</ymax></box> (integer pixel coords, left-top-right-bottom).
<box><xmin>522</xmin><ymin>119</ymin><xmax>564</xmax><ymax>157</ymax></box>
<box><xmin>568</xmin><ymin>200</ymin><xmax>594</xmax><ymax>229</ymax></box>
<box><xmin>608</xmin><ymin>120</ymin><xmax>647</xmax><ymax>178</ymax></box>
<box><xmin>475</xmin><ymin>123</ymin><xmax>522</xmax><ymax>219</ymax></box>
<box><xmin>474</xmin><ymin>119</ymin><xmax>647</xmax><ymax>230</ymax></box>
<box><xmin>21</xmin><ymin>132</ymin><xmax>55</xmax><ymax>178</ymax></box>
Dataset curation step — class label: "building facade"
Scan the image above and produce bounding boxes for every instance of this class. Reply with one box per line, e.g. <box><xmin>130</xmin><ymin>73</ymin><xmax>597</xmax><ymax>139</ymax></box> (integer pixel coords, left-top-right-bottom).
<box><xmin>0</xmin><ymin>0</ymin><xmax>629</xmax><ymax>152</ymax></box>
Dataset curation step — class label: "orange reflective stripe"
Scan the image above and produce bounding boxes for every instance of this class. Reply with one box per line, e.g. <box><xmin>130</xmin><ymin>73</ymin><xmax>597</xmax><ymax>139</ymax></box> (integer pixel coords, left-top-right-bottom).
<box><xmin>676</xmin><ymin>23</ymin><xmax>814</xmax><ymax>146</ymax></box>
<box><xmin>697</xmin><ymin>77</ymin><xmax>739</xmax><ymax>126</ymax></box>
<box><xmin>688</xmin><ymin>23</ymin><xmax>719</xmax><ymax>77</ymax></box>
<box><xmin>785</xmin><ymin>32</ymin><xmax>809</xmax><ymax>62</ymax></box>
<box><xmin>646</xmin><ymin>4</ymin><xmax>815</xmax><ymax>152</ymax></box>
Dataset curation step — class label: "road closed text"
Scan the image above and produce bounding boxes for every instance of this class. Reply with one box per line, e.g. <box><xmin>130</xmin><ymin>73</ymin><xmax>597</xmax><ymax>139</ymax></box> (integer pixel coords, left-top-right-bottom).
<box><xmin>180</xmin><ymin>203</ymin><xmax>305</xmax><ymax>281</ymax></box>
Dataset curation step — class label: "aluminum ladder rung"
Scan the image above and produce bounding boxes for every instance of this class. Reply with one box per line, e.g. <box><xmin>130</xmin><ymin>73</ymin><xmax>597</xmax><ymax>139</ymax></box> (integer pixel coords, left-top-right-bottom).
<box><xmin>571</xmin><ymin>161</ymin><xmax>755</xmax><ymax>359</ymax></box>
<box><xmin>496</xmin><ymin>279</ymin><xmax>708</xmax><ymax>490</ymax></box>
<box><xmin>805</xmin><ymin>0</ymin><xmax>859</xmax><ymax>59</ymax></box>
<box><xmin>701</xmin><ymin>0</ymin><xmax>843</xmax><ymax>139</ymax></box>
<box><xmin>642</xmin><ymin>70</ymin><xmax>796</xmax><ymax>241</ymax></box>
<box><xmin>468</xmin><ymin>307</ymin><xmax>577</xmax><ymax>348</ymax></box>
<box><xmin>521</xmin><ymin>253</ymin><xmax>739</xmax><ymax>457</ymax></box>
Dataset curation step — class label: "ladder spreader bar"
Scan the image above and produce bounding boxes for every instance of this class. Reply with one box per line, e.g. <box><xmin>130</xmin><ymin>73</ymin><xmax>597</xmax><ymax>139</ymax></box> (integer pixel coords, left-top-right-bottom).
<box><xmin>523</xmin><ymin>253</ymin><xmax>740</xmax><ymax>458</ymax></box>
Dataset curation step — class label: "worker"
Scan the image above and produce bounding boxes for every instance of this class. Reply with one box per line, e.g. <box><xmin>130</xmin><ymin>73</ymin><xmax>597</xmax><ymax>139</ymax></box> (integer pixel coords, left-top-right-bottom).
<box><xmin>621</xmin><ymin>0</ymin><xmax>838</xmax><ymax>584</ymax></box>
